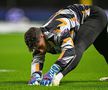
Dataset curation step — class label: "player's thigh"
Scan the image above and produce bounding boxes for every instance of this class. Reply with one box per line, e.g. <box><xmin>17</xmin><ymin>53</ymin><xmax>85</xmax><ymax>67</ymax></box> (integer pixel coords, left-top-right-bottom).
<box><xmin>75</xmin><ymin>6</ymin><xmax>107</xmax><ymax>52</ymax></box>
<box><xmin>93</xmin><ymin>25</ymin><xmax>108</xmax><ymax>54</ymax></box>
<box><xmin>75</xmin><ymin>19</ymin><xmax>103</xmax><ymax>52</ymax></box>
<box><xmin>93</xmin><ymin>25</ymin><xmax>108</xmax><ymax>63</ymax></box>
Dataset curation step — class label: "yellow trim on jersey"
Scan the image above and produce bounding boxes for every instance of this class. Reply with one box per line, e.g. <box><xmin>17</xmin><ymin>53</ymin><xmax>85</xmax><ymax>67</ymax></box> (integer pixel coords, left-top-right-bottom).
<box><xmin>70</xmin><ymin>17</ymin><xmax>77</xmax><ymax>22</ymax></box>
<box><xmin>63</xmin><ymin>37</ymin><xmax>74</xmax><ymax>46</ymax></box>
<box><xmin>54</xmin><ymin>29</ymin><xmax>61</xmax><ymax>33</ymax></box>
<box><xmin>56</xmin><ymin>18</ymin><xmax>67</xmax><ymax>27</ymax></box>
<box><xmin>80</xmin><ymin>0</ymin><xmax>92</xmax><ymax>5</ymax></box>
<box><xmin>70</xmin><ymin>30</ymin><xmax>74</xmax><ymax>35</ymax></box>
<box><xmin>58</xmin><ymin>37</ymin><xmax>74</xmax><ymax>60</ymax></box>
<box><xmin>35</xmin><ymin>63</ymin><xmax>39</xmax><ymax>71</ymax></box>
<box><xmin>58</xmin><ymin>50</ymin><xmax>65</xmax><ymax>60</ymax></box>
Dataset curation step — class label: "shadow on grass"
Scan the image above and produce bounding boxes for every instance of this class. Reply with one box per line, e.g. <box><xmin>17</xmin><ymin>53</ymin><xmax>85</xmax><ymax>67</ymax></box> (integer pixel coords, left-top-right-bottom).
<box><xmin>61</xmin><ymin>80</ymin><xmax>99</xmax><ymax>84</ymax></box>
<box><xmin>0</xmin><ymin>81</ymin><xmax>27</xmax><ymax>85</ymax></box>
<box><xmin>0</xmin><ymin>80</ymin><xmax>108</xmax><ymax>88</ymax></box>
<box><xmin>60</xmin><ymin>80</ymin><xmax>108</xmax><ymax>87</ymax></box>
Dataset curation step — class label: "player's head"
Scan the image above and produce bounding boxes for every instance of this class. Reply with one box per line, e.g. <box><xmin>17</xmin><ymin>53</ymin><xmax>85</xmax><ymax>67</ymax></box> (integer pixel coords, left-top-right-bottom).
<box><xmin>24</xmin><ymin>27</ymin><xmax>46</xmax><ymax>54</ymax></box>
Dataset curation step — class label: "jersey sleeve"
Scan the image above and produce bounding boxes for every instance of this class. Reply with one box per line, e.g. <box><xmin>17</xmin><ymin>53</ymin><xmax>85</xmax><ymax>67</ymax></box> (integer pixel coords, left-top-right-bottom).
<box><xmin>31</xmin><ymin>50</ymin><xmax>45</xmax><ymax>75</ymax></box>
<box><xmin>54</xmin><ymin>18</ymin><xmax>76</xmax><ymax>69</ymax></box>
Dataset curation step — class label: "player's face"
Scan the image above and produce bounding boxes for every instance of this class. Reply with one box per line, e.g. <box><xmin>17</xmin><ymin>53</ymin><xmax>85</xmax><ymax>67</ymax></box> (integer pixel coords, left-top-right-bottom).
<box><xmin>35</xmin><ymin>34</ymin><xmax>46</xmax><ymax>54</ymax></box>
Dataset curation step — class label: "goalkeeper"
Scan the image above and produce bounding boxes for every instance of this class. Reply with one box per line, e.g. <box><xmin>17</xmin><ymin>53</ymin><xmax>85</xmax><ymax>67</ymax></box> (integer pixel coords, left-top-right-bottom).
<box><xmin>24</xmin><ymin>4</ymin><xmax>108</xmax><ymax>86</ymax></box>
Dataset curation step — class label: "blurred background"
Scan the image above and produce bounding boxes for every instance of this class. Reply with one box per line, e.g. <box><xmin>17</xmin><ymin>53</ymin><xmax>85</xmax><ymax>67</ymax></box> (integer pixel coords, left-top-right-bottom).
<box><xmin>0</xmin><ymin>1</ymin><xmax>108</xmax><ymax>89</ymax></box>
<box><xmin>0</xmin><ymin>0</ymin><xmax>108</xmax><ymax>33</ymax></box>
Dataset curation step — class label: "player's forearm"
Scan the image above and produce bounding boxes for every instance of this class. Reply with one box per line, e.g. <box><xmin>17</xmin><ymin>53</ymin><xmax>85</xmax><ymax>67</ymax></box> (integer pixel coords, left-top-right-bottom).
<box><xmin>46</xmin><ymin>48</ymin><xmax>76</xmax><ymax>76</ymax></box>
<box><xmin>31</xmin><ymin>54</ymin><xmax>45</xmax><ymax>75</ymax></box>
<box><xmin>41</xmin><ymin>48</ymin><xmax>76</xmax><ymax>86</ymax></box>
<box><xmin>31</xmin><ymin>62</ymin><xmax>43</xmax><ymax>74</ymax></box>
<box><xmin>55</xmin><ymin>48</ymin><xmax>76</xmax><ymax>70</ymax></box>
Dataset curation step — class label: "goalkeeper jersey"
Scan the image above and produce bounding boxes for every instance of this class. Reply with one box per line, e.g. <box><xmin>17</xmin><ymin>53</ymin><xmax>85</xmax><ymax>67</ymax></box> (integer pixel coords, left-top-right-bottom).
<box><xmin>32</xmin><ymin>4</ymin><xmax>91</xmax><ymax>71</ymax></box>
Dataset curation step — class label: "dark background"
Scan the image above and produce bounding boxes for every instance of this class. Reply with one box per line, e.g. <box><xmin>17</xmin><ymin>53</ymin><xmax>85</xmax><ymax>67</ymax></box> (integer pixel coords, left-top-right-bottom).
<box><xmin>0</xmin><ymin>0</ymin><xmax>107</xmax><ymax>9</ymax></box>
<box><xmin>0</xmin><ymin>0</ymin><xmax>108</xmax><ymax>9</ymax></box>
<box><xmin>0</xmin><ymin>0</ymin><xmax>108</xmax><ymax>21</ymax></box>
<box><xmin>0</xmin><ymin>0</ymin><xmax>79</xmax><ymax>8</ymax></box>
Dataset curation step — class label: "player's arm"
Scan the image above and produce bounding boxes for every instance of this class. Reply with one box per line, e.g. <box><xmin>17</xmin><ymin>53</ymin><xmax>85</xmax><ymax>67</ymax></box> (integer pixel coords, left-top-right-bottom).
<box><xmin>52</xmin><ymin>36</ymin><xmax>76</xmax><ymax>86</ymax></box>
<box><xmin>29</xmin><ymin>50</ymin><xmax>45</xmax><ymax>85</ymax></box>
<box><xmin>55</xmin><ymin>37</ymin><xmax>76</xmax><ymax>70</ymax></box>
<box><xmin>41</xmin><ymin>18</ymin><xmax>76</xmax><ymax>86</ymax></box>
<box><xmin>41</xmin><ymin>36</ymin><xmax>76</xmax><ymax>86</ymax></box>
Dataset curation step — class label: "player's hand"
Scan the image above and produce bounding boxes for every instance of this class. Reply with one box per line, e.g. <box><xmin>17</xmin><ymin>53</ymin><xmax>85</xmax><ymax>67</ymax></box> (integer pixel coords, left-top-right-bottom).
<box><xmin>40</xmin><ymin>64</ymin><xmax>61</xmax><ymax>86</ymax></box>
<box><xmin>40</xmin><ymin>73</ymin><xmax>53</xmax><ymax>86</ymax></box>
<box><xmin>28</xmin><ymin>72</ymin><xmax>42</xmax><ymax>85</ymax></box>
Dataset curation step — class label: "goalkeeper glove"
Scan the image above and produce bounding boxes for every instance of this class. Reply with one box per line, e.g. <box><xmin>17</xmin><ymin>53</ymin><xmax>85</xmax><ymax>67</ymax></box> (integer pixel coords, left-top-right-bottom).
<box><xmin>40</xmin><ymin>64</ymin><xmax>61</xmax><ymax>86</ymax></box>
<box><xmin>28</xmin><ymin>72</ymin><xmax>42</xmax><ymax>85</ymax></box>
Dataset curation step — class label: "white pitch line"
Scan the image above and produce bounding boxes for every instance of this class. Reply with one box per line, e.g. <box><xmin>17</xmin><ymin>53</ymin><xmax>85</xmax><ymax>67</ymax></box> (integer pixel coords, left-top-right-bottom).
<box><xmin>0</xmin><ymin>69</ymin><xmax>16</xmax><ymax>72</ymax></box>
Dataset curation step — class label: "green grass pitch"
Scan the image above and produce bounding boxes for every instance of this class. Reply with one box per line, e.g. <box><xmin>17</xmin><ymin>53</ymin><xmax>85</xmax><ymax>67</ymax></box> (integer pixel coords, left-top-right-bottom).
<box><xmin>0</xmin><ymin>33</ymin><xmax>108</xmax><ymax>90</ymax></box>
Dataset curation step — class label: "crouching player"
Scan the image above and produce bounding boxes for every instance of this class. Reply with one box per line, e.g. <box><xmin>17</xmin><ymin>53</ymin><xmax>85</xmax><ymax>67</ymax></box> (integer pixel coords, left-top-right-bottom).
<box><xmin>24</xmin><ymin>4</ymin><xmax>108</xmax><ymax>86</ymax></box>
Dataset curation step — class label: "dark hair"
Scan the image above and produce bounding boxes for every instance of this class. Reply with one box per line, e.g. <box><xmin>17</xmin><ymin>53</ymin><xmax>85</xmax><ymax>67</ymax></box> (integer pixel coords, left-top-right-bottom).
<box><xmin>24</xmin><ymin>27</ymin><xmax>42</xmax><ymax>52</ymax></box>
